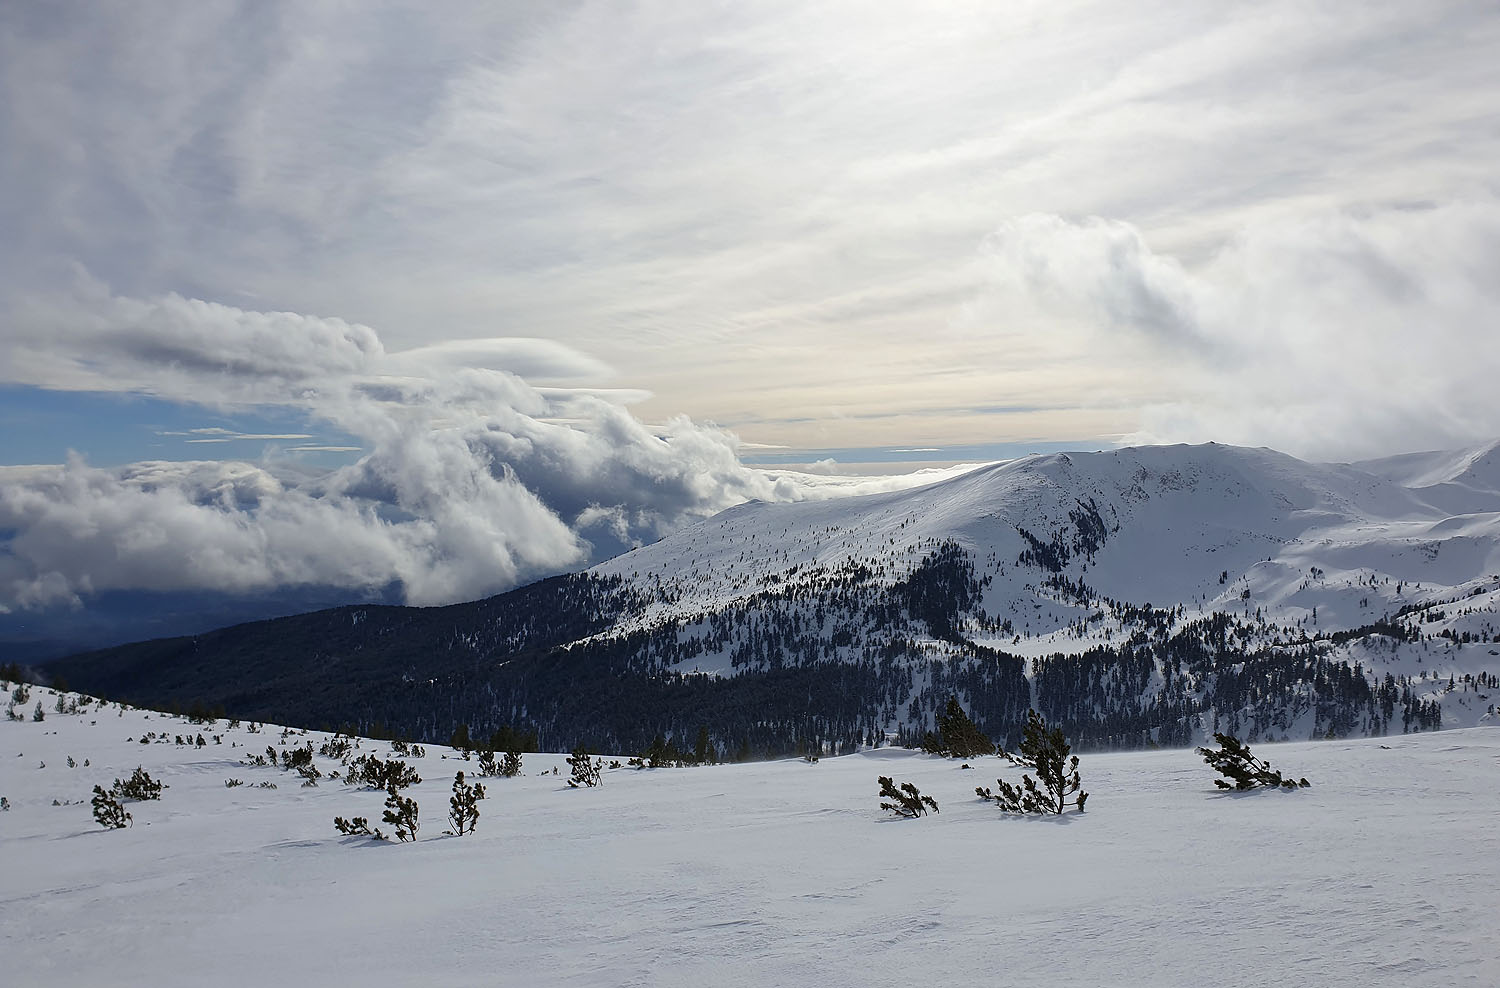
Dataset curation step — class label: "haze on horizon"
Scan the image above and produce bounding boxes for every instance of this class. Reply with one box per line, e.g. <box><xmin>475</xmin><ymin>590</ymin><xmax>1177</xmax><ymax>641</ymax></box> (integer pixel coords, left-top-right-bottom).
<box><xmin>2</xmin><ymin>1</ymin><xmax>1499</xmax><ymax>621</ymax></box>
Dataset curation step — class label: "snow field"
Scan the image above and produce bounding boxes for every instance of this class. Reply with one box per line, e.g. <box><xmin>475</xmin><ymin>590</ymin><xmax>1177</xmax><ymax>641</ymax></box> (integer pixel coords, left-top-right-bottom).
<box><xmin>3</xmin><ymin>691</ymin><xmax>1497</xmax><ymax>987</ymax></box>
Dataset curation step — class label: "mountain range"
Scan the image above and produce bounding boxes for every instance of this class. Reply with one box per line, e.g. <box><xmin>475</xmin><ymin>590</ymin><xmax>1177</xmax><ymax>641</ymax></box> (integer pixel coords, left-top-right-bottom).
<box><xmin>41</xmin><ymin>441</ymin><xmax>1500</xmax><ymax>756</ymax></box>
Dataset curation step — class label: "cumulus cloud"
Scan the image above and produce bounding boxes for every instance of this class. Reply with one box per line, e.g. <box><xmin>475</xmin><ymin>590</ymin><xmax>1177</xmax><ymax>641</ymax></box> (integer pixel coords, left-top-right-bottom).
<box><xmin>0</xmin><ymin>287</ymin><xmax>962</xmax><ymax>612</ymax></box>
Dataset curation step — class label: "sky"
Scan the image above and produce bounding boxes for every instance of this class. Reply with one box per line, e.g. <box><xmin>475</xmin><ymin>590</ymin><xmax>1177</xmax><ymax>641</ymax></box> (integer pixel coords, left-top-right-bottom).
<box><xmin>2</xmin><ymin>1</ymin><xmax>1500</xmax><ymax>623</ymax></box>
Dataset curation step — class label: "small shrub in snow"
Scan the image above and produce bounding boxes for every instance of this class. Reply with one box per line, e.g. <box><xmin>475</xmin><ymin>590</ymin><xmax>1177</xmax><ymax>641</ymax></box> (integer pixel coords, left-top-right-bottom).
<box><xmin>347</xmin><ymin>755</ymin><xmax>421</xmax><ymax>791</ymax></box>
<box><xmin>225</xmin><ymin>778</ymin><xmax>243</xmax><ymax>788</ymax></box>
<box><xmin>113</xmin><ymin>766</ymin><xmax>165</xmax><ymax>801</ymax></box>
<box><xmin>32</xmin><ymin>701</ymin><xmax>44</xmax><ymax>722</ymax></box>
<box><xmin>878</xmin><ymin>776</ymin><xmax>939</xmax><ymax>818</ymax></box>
<box><xmin>1197</xmin><ymin>733</ymin><xmax>1310</xmax><ymax>791</ymax></box>
<box><xmin>0</xmin><ymin>795</ymin><xmax>9</xmax><ymax>811</ymax></box>
<box><xmin>281</xmin><ymin>743</ymin><xmax>316</xmax><ymax>774</ymax></box>
<box><xmin>976</xmin><ymin>711</ymin><xmax>1088</xmax><ymax>815</ymax></box>
<box><xmin>319</xmin><ymin>736</ymin><xmax>353</xmax><ymax>760</ymax></box>
<box><xmin>91</xmin><ymin>786</ymin><xmax>131</xmax><ymax>829</ymax></box>
<box><xmin>477</xmin><ymin>748</ymin><xmax>522</xmax><ymax>778</ymax></box>
<box><xmin>447</xmin><ymin>771</ymin><xmax>486</xmax><ymax>835</ymax></box>
<box><xmin>381</xmin><ymin>785</ymin><xmax>420</xmax><ymax>842</ymax></box>
<box><xmin>334</xmin><ymin>815</ymin><xmax>386</xmax><ymax>840</ymax></box>
<box><xmin>566</xmin><ymin>745</ymin><xmax>602</xmax><ymax>788</ymax></box>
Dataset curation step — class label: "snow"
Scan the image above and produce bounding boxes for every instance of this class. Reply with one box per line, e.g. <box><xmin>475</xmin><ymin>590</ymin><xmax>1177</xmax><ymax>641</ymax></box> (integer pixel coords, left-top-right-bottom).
<box><xmin>4</xmin><ymin>687</ymin><xmax>1497</xmax><ymax>986</ymax></box>
<box><xmin>593</xmin><ymin>442</ymin><xmax>1500</xmax><ymax>635</ymax></box>
<box><xmin>566</xmin><ymin>442</ymin><xmax>1500</xmax><ymax>737</ymax></box>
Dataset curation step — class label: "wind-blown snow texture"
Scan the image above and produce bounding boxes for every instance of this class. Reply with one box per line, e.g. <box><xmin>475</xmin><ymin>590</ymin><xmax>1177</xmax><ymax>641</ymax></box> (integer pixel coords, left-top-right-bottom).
<box><xmin>2</xmin><ymin>684</ymin><xmax>1496</xmax><ymax>987</ymax></box>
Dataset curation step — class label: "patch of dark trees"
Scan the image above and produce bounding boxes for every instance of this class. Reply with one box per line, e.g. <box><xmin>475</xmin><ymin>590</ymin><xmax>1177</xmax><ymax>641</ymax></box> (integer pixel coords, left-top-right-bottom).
<box><xmin>43</xmin><ymin>542</ymin><xmax>1445</xmax><ymax>759</ymax></box>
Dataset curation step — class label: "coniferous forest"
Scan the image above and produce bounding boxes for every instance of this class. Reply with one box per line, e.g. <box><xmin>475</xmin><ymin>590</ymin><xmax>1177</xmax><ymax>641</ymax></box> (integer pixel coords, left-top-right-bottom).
<box><xmin>46</xmin><ymin>540</ymin><xmax>1455</xmax><ymax>759</ymax></box>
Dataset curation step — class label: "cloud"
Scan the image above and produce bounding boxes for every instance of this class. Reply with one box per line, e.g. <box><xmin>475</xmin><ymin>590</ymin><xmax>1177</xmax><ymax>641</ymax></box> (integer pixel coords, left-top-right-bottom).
<box><xmin>0</xmin><ymin>287</ymin><xmax>969</xmax><ymax>612</ymax></box>
<box><xmin>970</xmin><ymin>203</ymin><xmax>1500</xmax><ymax>460</ymax></box>
<box><xmin>3</xmin><ymin>3</ymin><xmax>1499</xmax><ymax>615</ymax></box>
<box><xmin>3</xmin><ymin>275</ymin><xmax>384</xmax><ymax>408</ymax></box>
<box><xmin>387</xmin><ymin>338</ymin><xmax>615</xmax><ymax>384</ymax></box>
<box><xmin>6</xmin><ymin>3</ymin><xmax>1497</xmax><ymax>458</ymax></box>
<box><xmin>163</xmin><ymin>428</ymin><xmax>316</xmax><ymax>441</ymax></box>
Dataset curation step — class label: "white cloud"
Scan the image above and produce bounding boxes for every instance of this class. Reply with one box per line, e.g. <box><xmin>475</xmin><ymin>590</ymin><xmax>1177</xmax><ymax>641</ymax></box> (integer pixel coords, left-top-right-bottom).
<box><xmin>2</xmin><ymin>2</ymin><xmax>1499</xmax><ymax>613</ymax></box>
<box><xmin>970</xmin><ymin>203</ymin><xmax>1500</xmax><ymax>460</ymax></box>
<box><xmin>0</xmin><ymin>287</ymin><xmax>968</xmax><ymax>611</ymax></box>
<box><xmin>4</xmin><ymin>3</ymin><xmax>1497</xmax><ymax>456</ymax></box>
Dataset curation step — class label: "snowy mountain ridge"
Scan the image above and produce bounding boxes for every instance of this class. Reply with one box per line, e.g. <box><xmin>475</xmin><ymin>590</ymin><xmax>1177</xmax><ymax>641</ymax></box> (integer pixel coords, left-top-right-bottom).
<box><xmin>596</xmin><ymin>441</ymin><xmax>1500</xmax><ymax>634</ymax></box>
<box><xmin>45</xmin><ymin>440</ymin><xmax>1500</xmax><ymax>754</ymax></box>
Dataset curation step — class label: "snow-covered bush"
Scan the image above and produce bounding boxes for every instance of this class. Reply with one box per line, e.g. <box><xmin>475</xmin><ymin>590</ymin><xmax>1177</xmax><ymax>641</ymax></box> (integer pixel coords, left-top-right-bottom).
<box><xmin>976</xmin><ymin>711</ymin><xmax>1088</xmax><ymax>815</ymax></box>
<box><xmin>877</xmin><ymin>776</ymin><xmax>939</xmax><ymax>818</ymax></box>
<box><xmin>1198</xmin><ymin>733</ymin><xmax>1310</xmax><ymax>791</ymax></box>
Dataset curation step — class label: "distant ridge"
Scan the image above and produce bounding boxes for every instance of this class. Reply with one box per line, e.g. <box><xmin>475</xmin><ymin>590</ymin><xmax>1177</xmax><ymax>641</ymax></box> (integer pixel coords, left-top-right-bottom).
<box><xmin>47</xmin><ymin>441</ymin><xmax>1500</xmax><ymax>756</ymax></box>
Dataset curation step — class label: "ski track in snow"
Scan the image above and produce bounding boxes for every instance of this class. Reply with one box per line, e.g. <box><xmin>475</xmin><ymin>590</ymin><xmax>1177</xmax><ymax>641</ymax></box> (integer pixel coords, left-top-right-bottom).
<box><xmin>3</xmin><ymin>691</ymin><xmax>1497</xmax><ymax>987</ymax></box>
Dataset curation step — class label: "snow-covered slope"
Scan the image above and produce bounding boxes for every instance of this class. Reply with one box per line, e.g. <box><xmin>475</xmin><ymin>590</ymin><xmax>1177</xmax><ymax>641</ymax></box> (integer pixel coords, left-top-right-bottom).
<box><xmin>581</xmin><ymin>442</ymin><xmax>1500</xmax><ymax>739</ymax></box>
<box><xmin>597</xmin><ymin>441</ymin><xmax>1500</xmax><ymax>630</ymax></box>
<box><xmin>3</xmin><ymin>682</ymin><xmax>1497</xmax><ymax>987</ymax></box>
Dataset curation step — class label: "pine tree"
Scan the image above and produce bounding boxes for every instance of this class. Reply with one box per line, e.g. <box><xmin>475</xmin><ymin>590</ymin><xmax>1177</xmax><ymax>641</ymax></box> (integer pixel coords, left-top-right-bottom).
<box><xmin>976</xmin><ymin>710</ymin><xmax>1088</xmax><ymax>814</ymax></box>
<box><xmin>447</xmin><ymin>771</ymin><xmax>486</xmax><ymax>835</ymax></box>
<box><xmin>334</xmin><ymin>815</ymin><xmax>386</xmax><ymax>840</ymax></box>
<box><xmin>920</xmin><ymin>696</ymin><xmax>995</xmax><ymax>759</ymax></box>
<box><xmin>477</xmin><ymin>748</ymin><xmax>523</xmax><ymax>778</ymax></box>
<box><xmin>1197</xmin><ymin>733</ymin><xmax>1310</xmax><ymax>791</ymax></box>
<box><xmin>567</xmin><ymin>745</ymin><xmax>602</xmax><ymax>788</ymax></box>
<box><xmin>347</xmin><ymin>755</ymin><xmax>421</xmax><ymax>791</ymax></box>
<box><xmin>877</xmin><ymin>776</ymin><xmax>939</xmax><ymax>818</ymax></box>
<box><xmin>91</xmin><ymin>786</ymin><xmax>131</xmax><ymax>829</ymax></box>
<box><xmin>381</xmin><ymin>784</ymin><xmax>420</xmax><ymax>841</ymax></box>
<box><xmin>112</xmin><ymin>766</ymin><xmax>165</xmax><ymax>801</ymax></box>
<box><xmin>448</xmin><ymin>723</ymin><xmax>473</xmax><ymax>758</ymax></box>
